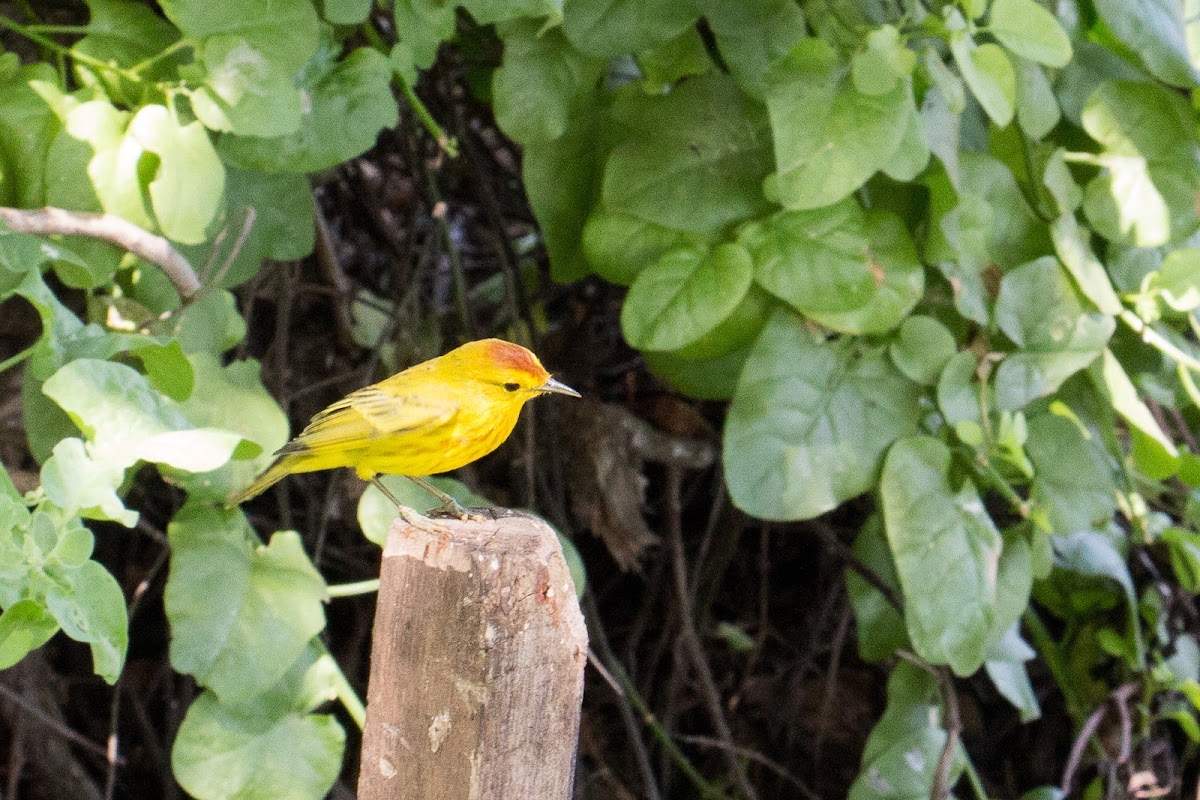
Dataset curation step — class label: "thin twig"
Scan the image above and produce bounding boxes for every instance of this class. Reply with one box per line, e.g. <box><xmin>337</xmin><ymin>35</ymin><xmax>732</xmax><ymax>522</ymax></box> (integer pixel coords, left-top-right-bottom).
<box><xmin>809</xmin><ymin>520</ymin><xmax>904</xmax><ymax>612</ymax></box>
<box><xmin>897</xmin><ymin>651</ymin><xmax>962</xmax><ymax>800</ymax></box>
<box><xmin>1061</xmin><ymin>703</ymin><xmax>1108</xmax><ymax>796</ymax></box>
<box><xmin>0</xmin><ymin>681</ymin><xmax>113</xmax><ymax>762</ymax></box>
<box><xmin>677</xmin><ymin>734</ymin><xmax>820</xmax><ymax>800</ymax></box>
<box><xmin>666</xmin><ymin>466</ymin><xmax>760</xmax><ymax>800</ymax></box>
<box><xmin>0</xmin><ymin>206</ymin><xmax>200</xmax><ymax>298</ymax></box>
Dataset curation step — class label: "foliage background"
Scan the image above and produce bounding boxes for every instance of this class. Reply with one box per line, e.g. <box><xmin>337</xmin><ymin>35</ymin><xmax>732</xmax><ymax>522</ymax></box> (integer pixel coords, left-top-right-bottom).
<box><xmin>2</xmin><ymin>0</ymin><xmax>1200</xmax><ymax>798</ymax></box>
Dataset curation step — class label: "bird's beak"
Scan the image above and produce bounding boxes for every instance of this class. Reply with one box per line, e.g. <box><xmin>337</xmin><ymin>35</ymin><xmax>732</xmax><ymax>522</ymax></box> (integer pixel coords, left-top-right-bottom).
<box><xmin>537</xmin><ymin>377</ymin><xmax>581</xmax><ymax>397</ymax></box>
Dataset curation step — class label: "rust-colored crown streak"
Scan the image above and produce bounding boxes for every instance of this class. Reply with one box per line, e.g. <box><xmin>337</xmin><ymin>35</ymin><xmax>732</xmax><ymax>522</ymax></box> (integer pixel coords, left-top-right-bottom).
<box><xmin>484</xmin><ymin>339</ymin><xmax>546</xmax><ymax>378</ymax></box>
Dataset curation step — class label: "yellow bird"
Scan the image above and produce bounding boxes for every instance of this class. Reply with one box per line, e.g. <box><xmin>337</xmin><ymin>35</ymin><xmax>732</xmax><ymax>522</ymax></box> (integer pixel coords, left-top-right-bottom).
<box><xmin>226</xmin><ymin>338</ymin><xmax>579</xmax><ymax>515</ymax></box>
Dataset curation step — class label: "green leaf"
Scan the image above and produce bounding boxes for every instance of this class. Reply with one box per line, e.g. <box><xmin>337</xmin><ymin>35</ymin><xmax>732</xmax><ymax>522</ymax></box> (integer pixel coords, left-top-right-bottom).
<box><xmin>890</xmin><ymin>315</ymin><xmax>957</xmax><ymax>386</ymax></box>
<box><xmin>43</xmin><ymin>358</ymin><xmax>246</xmax><ymax>472</ymax></box>
<box><xmin>1053</xmin><ymin>530</ymin><xmax>1144</xmax><ymax>665</ymax></box>
<box><xmin>392</xmin><ymin>0</ymin><xmax>456</xmax><ymax>71</ymax></box>
<box><xmin>159</xmin><ymin>0</ymin><xmax>319</xmax><ymax>75</ymax></box>
<box><xmin>73</xmin><ymin>0</ymin><xmax>182</xmax><ymax>102</ymax></box>
<box><xmin>582</xmin><ymin>208</ymin><xmax>709</xmax><ymax>286</ymax></box>
<box><xmin>1014</xmin><ymin>58</ymin><xmax>1061</xmax><ymax>139</ymax></box>
<box><xmin>462</xmin><ymin>0</ymin><xmax>559</xmax><ymax>24</ymax></box>
<box><xmin>166</xmin><ymin>502</ymin><xmax>326</xmax><ymax>703</ymax></box>
<box><xmin>323</xmin><ymin>0</ymin><xmax>372</xmax><ymax>25</ymax></box>
<box><xmin>763</xmin><ymin>38</ymin><xmax>910</xmax><ymax>210</ymax></box>
<box><xmin>695</xmin><ymin>0</ymin><xmax>807</xmax><ymax>98</ymax></box>
<box><xmin>807</xmin><ymin>210</ymin><xmax>924</xmax><ymax>335</ymax></box>
<box><xmin>561</xmin><ymin>0</ymin><xmax>697</xmax><ymax>56</ymax></box>
<box><xmin>521</xmin><ymin>102</ymin><xmax>603</xmax><ymax>282</ymax></box>
<box><xmin>984</xmin><ymin>625</ymin><xmax>1041</xmax><ymax>722</ymax></box>
<box><xmin>167</xmin><ymin>354</ymin><xmax>289</xmax><ymax>503</ymax></box>
<box><xmin>621</xmin><ymin>243</ymin><xmax>753</xmax><ymax>352</ymax></box>
<box><xmin>1050</xmin><ymin>213</ymin><xmax>1122</xmax><ymax>314</ymax></box>
<box><xmin>636</xmin><ymin>26</ymin><xmax>713</xmax><ymax>93</ymax></box>
<box><xmin>643</xmin><ymin>344</ymin><xmax>751</xmax><ymax>401</ymax></box>
<box><xmin>219</xmin><ymin>48</ymin><xmax>398</xmax><ymax>174</ymax></box>
<box><xmin>603</xmin><ymin>75</ymin><xmax>774</xmax><ymax>234</ymax></box>
<box><xmin>848</xmin><ymin>662</ymin><xmax>960</xmax><ymax>800</ymax></box>
<box><xmin>151</xmin><ymin>288</ymin><xmax>247</xmax><ymax>354</ymax></box>
<box><xmin>129</xmin><ymin>105</ymin><xmax>225</xmax><ymax>245</ymax></box>
<box><xmin>359</xmin><ymin>476</ymin><xmax>491</xmax><ymax>546</ymax></box>
<box><xmin>1154</xmin><ymin>248</ymin><xmax>1200</xmax><ymax>311</ymax></box>
<box><xmin>950</xmin><ymin>37</ymin><xmax>1015</xmax><ymax>127</ymax></box>
<box><xmin>846</xmin><ymin>515</ymin><xmax>909</xmax><ymax>662</ymax></box>
<box><xmin>0</xmin><ymin>62</ymin><xmax>60</xmax><ymax>208</ymax></box>
<box><xmin>1092</xmin><ymin>0</ymin><xmax>1199</xmax><ymax>87</ymax></box>
<box><xmin>45</xmin><ymin>560</ymin><xmax>128</xmax><ymax>684</ymax></box>
<box><xmin>724</xmin><ymin>310</ymin><xmax>921</xmax><ymax>521</ymax></box>
<box><xmin>993</xmin><ymin>257</ymin><xmax>1115</xmax><ymax>411</ymax></box>
<box><xmin>989</xmin><ymin>0</ymin><xmax>1072</xmax><ymax>67</ymax></box>
<box><xmin>740</xmin><ymin>199</ymin><xmax>876</xmax><ymax>315</ymax></box>
<box><xmin>881</xmin><ymin>96</ymin><xmax>930</xmax><ymax>182</ymax></box>
<box><xmin>1027</xmin><ymin>414</ymin><xmax>1117</xmax><ymax>536</ymax></box>
<box><xmin>882</xmin><ymin>436</ymin><xmax>1001</xmax><ymax>676</ymax></box>
<box><xmin>40</xmin><ymin>438</ymin><xmax>137</xmax><ymax>527</ymax></box>
<box><xmin>0</xmin><ymin>600</ymin><xmax>59</xmax><ymax>671</ymax></box>
<box><xmin>189</xmin><ymin>35</ymin><xmax>303</xmax><ymax>138</ymax></box>
<box><xmin>172</xmin><ymin>691</ymin><xmax>344</xmax><ymax>800</ymax></box>
<box><xmin>852</xmin><ymin>25</ymin><xmax>915</xmax><ymax>96</ymax></box>
<box><xmin>1162</xmin><ymin>527</ymin><xmax>1200</xmax><ymax>593</ymax></box>
<box><xmin>492</xmin><ymin>20</ymin><xmax>605</xmax><ymax>146</ymax></box>
<box><xmin>1095</xmin><ymin>348</ymin><xmax>1178</xmax><ymax>459</ymax></box>
<box><xmin>1081</xmin><ymin>81</ymin><xmax>1200</xmax><ymax>247</ymax></box>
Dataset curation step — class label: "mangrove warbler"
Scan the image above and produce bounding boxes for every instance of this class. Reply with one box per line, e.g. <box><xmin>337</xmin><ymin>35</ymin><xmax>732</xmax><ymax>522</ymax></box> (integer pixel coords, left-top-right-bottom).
<box><xmin>226</xmin><ymin>338</ymin><xmax>579</xmax><ymax>513</ymax></box>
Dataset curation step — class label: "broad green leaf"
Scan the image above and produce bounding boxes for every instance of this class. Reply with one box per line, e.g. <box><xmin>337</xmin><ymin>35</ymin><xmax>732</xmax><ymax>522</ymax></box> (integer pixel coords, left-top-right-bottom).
<box><xmin>392</xmin><ymin>0</ymin><xmax>456</xmax><ymax>71</ymax></box>
<box><xmin>40</xmin><ymin>438</ymin><xmax>137</xmax><ymax>527</ymax></box>
<box><xmin>1053</xmin><ymin>530</ymin><xmax>1144</xmax><ymax>665</ymax></box>
<box><xmin>73</xmin><ymin>0</ymin><xmax>182</xmax><ymax>102</ymax></box>
<box><xmin>1014</xmin><ymin>58</ymin><xmax>1061</xmax><ymax>139</ymax></box>
<box><xmin>159</xmin><ymin>0</ymin><xmax>319</xmax><ymax>75</ymax></box>
<box><xmin>219</xmin><ymin>48</ymin><xmax>398</xmax><ymax>174</ymax></box>
<box><xmin>763</xmin><ymin>38</ymin><xmax>910</xmax><ymax>210</ymax></box>
<box><xmin>150</xmin><ymin>288</ymin><xmax>246</xmax><ymax>354</ymax></box>
<box><xmin>1092</xmin><ymin>0</ymin><xmax>1199</xmax><ymax>87</ymax></box>
<box><xmin>696</xmin><ymin>0</ymin><xmax>807</xmax><ymax>98</ymax></box>
<box><xmin>881</xmin><ymin>96</ymin><xmax>930</xmax><ymax>182</ymax></box>
<box><xmin>643</xmin><ymin>344</ymin><xmax>751</xmax><ymax>401</ymax></box>
<box><xmin>993</xmin><ymin>533</ymin><xmax>1033</xmax><ymax>642</ymax></box>
<box><xmin>989</xmin><ymin>0</ymin><xmax>1072</xmax><ymax>67</ymax></box>
<box><xmin>985</xmin><ymin>625</ymin><xmax>1041</xmax><ymax>722</ymax></box>
<box><xmin>1027</xmin><ymin>414</ymin><xmax>1116</xmax><ymax>536</ymax></box>
<box><xmin>323</xmin><ymin>0</ymin><xmax>372</xmax><ymax>25</ymax></box>
<box><xmin>1153</xmin><ymin>248</ymin><xmax>1200</xmax><ymax>311</ymax></box>
<box><xmin>636</xmin><ymin>27</ymin><xmax>713</xmax><ymax>92</ymax></box>
<box><xmin>950</xmin><ymin>37</ymin><xmax>1015</xmax><ymax>127</ymax></box>
<box><xmin>359</xmin><ymin>476</ymin><xmax>491</xmax><ymax>546</ymax></box>
<box><xmin>462</xmin><ymin>0</ymin><xmax>560</xmax><ymax>24</ymax></box>
<box><xmin>673</xmin><ymin>284</ymin><xmax>771</xmax><ymax>360</ymax></box>
<box><xmin>1096</xmin><ymin>348</ymin><xmax>1177</xmax><ymax>460</ymax></box>
<box><xmin>1043</xmin><ymin>149</ymin><xmax>1082</xmax><ymax>214</ymax></box>
<box><xmin>0</xmin><ymin>62</ymin><xmax>60</xmax><ymax>207</ymax></box>
<box><xmin>189</xmin><ymin>35</ymin><xmax>303</xmax><ymax>138</ymax></box>
<box><xmin>882</xmin><ymin>436</ymin><xmax>1001</xmax><ymax>675</ymax></box>
<box><xmin>993</xmin><ymin>257</ymin><xmax>1114</xmax><ymax>410</ymax></box>
<box><xmin>0</xmin><ymin>600</ymin><xmax>59</xmax><ymax>671</ymax></box>
<box><xmin>725</xmin><ymin>311</ymin><xmax>921</xmax><ymax>521</ymax></box>
<box><xmin>43</xmin><ymin>358</ymin><xmax>245</xmax><ymax>472</ymax></box>
<box><xmin>846</xmin><ymin>515</ymin><xmax>909</xmax><ymax>662</ymax></box>
<box><xmin>851</xmin><ymin>25</ymin><xmax>915</xmax><ymax>96</ymax></box>
<box><xmin>1162</xmin><ymin>527</ymin><xmax>1200</xmax><ymax>593</ymax></box>
<box><xmin>493</xmin><ymin>21</ymin><xmax>605</xmax><ymax>146</ymax></box>
<box><xmin>44</xmin><ymin>559</ymin><xmax>128</xmax><ymax>684</ymax></box>
<box><xmin>128</xmin><ymin>105</ymin><xmax>225</xmax><ymax>245</ymax></box>
<box><xmin>808</xmin><ymin>210</ymin><xmax>924</xmax><ymax>335</ymax></box>
<box><xmin>522</xmin><ymin>102</ymin><xmax>604</xmax><ymax>282</ymax></box>
<box><xmin>621</xmin><ymin>244</ymin><xmax>753</xmax><ymax>352</ymax></box>
<box><xmin>166</xmin><ymin>502</ymin><xmax>326</xmax><ymax>703</ymax></box>
<box><xmin>168</xmin><ymin>354</ymin><xmax>288</xmax><ymax>503</ymax></box>
<box><xmin>890</xmin><ymin>315</ymin><xmax>957</xmax><ymax>386</ymax></box>
<box><xmin>1050</xmin><ymin>213</ymin><xmax>1122</xmax><ymax>314</ymax></box>
<box><xmin>603</xmin><ymin>75</ymin><xmax>774</xmax><ymax>234</ymax></box>
<box><xmin>1081</xmin><ymin>81</ymin><xmax>1200</xmax><ymax>247</ymax></box>
<box><xmin>740</xmin><ymin>199</ymin><xmax>875</xmax><ymax>315</ymax></box>
<box><xmin>561</xmin><ymin>0</ymin><xmax>697</xmax><ymax>56</ymax></box>
<box><xmin>582</xmin><ymin>208</ymin><xmax>708</xmax><ymax>286</ymax></box>
<box><xmin>848</xmin><ymin>662</ymin><xmax>960</xmax><ymax>800</ymax></box>
<box><xmin>172</xmin><ymin>691</ymin><xmax>344</xmax><ymax>800</ymax></box>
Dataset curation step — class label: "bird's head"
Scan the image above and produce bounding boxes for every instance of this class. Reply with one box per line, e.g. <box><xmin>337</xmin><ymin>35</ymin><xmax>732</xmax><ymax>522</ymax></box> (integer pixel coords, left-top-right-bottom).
<box><xmin>448</xmin><ymin>339</ymin><xmax>580</xmax><ymax>403</ymax></box>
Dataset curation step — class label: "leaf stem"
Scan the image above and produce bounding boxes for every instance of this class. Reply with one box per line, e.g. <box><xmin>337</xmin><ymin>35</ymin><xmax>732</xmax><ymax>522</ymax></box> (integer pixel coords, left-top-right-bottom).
<box><xmin>314</xmin><ymin>640</ymin><xmax>366</xmax><ymax>729</ymax></box>
<box><xmin>1120</xmin><ymin>308</ymin><xmax>1200</xmax><ymax>375</ymax></box>
<box><xmin>0</xmin><ymin>15</ymin><xmax>139</xmax><ymax>82</ymax></box>
<box><xmin>0</xmin><ymin>340</ymin><xmax>39</xmax><ymax>375</ymax></box>
<box><xmin>326</xmin><ymin>578</ymin><xmax>380</xmax><ymax>597</ymax></box>
<box><xmin>128</xmin><ymin>38</ymin><xmax>192</xmax><ymax>76</ymax></box>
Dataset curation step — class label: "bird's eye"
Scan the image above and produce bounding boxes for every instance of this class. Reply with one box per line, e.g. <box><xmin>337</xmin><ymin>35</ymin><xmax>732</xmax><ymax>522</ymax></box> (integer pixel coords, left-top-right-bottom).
<box><xmin>503</xmin><ymin>382</ymin><xmax>520</xmax><ymax>392</ymax></box>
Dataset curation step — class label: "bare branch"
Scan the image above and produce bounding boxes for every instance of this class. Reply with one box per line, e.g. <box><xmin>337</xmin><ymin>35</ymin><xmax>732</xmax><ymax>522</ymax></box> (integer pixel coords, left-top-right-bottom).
<box><xmin>0</xmin><ymin>206</ymin><xmax>201</xmax><ymax>299</ymax></box>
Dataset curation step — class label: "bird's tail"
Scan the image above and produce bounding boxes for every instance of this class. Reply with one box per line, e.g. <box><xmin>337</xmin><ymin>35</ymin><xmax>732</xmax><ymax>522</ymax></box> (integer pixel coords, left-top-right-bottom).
<box><xmin>225</xmin><ymin>455</ymin><xmax>296</xmax><ymax>509</ymax></box>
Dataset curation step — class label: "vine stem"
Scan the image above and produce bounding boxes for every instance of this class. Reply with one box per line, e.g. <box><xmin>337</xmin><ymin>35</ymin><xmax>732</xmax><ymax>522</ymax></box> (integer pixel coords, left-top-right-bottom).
<box><xmin>326</xmin><ymin>578</ymin><xmax>381</xmax><ymax>597</ymax></box>
<box><xmin>1119</xmin><ymin>308</ymin><xmax>1200</xmax><ymax>375</ymax></box>
<box><xmin>312</xmin><ymin>641</ymin><xmax>366</xmax><ymax>729</ymax></box>
<box><xmin>0</xmin><ymin>15</ymin><xmax>139</xmax><ymax>82</ymax></box>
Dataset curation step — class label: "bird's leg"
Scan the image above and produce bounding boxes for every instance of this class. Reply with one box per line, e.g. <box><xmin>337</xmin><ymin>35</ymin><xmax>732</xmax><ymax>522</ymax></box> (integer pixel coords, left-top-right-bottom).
<box><xmin>369</xmin><ymin>477</ymin><xmax>445</xmax><ymax>532</ymax></box>
<box><xmin>406</xmin><ymin>475</ymin><xmax>474</xmax><ymax>520</ymax></box>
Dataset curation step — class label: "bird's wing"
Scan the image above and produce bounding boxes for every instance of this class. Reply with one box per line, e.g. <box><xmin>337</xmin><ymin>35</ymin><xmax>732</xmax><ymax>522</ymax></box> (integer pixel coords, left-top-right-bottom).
<box><xmin>280</xmin><ymin>387</ymin><xmax>457</xmax><ymax>455</ymax></box>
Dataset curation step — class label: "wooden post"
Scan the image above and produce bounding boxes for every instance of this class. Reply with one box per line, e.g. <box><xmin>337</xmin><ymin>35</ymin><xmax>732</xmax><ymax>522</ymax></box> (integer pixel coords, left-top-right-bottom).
<box><xmin>357</xmin><ymin>511</ymin><xmax>588</xmax><ymax>800</ymax></box>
